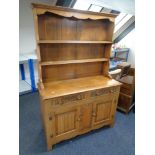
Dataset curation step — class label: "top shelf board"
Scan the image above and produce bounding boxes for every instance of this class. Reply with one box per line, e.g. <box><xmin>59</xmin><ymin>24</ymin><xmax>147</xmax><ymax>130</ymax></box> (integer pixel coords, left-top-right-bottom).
<box><xmin>32</xmin><ymin>3</ymin><xmax>117</xmax><ymax>22</ymax></box>
<box><xmin>38</xmin><ymin>40</ymin><xmax>113</xmax><ymax>44</ymax></box>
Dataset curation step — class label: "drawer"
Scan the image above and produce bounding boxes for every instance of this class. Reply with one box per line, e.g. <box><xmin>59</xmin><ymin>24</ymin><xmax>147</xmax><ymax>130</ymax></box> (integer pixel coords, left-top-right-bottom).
<box><xmin>90</xmin><ymin>87</ymin><xmax>119</xmax><ymax>97</ymax></box>
<box><xmin>120</xmin><ymin>87</ymin><xmax>132</xmax><ymax>96</ymax></box>
<box><xmin>47</xmin><ymin>87</ymin><xmax>120</xmax><ymax>107</ymax></box>
<box><xmin>49</xmin><ymin>93</ymin><xmax>85</xmax><ymax>106</ymax></box>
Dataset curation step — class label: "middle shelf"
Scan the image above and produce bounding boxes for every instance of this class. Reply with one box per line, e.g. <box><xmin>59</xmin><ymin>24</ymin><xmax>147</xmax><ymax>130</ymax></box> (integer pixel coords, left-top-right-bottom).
<box><xmin>38</xmin><ymin>40</ymin><xmax>113</xmax><ymax>44</ymax></box>
<box><xmin>40</xmin><ymin>58</ymin><xmax>109</xmax><ymax>66</ymax></box>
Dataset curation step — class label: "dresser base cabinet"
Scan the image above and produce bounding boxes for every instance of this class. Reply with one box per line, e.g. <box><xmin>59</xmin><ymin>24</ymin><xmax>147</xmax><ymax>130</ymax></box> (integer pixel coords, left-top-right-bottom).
<box><xmin>39</xmin><ymin>85</ymin><xmax>120</xmax><ymax>150</ymax></box>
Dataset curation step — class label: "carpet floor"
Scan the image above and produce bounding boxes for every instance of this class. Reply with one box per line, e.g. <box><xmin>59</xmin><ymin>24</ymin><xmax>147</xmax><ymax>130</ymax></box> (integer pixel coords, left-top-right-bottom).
<box><xmin>19</xmin><ymin>92</ymin><xmax>135</xmax><ymax>155</ymax></box>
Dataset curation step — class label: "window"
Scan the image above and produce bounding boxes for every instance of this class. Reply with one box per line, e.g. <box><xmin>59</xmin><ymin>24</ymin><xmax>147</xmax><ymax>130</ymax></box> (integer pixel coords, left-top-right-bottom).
<box><xmin>73</xmin><ymin>0</ymin><xmax>90</xmax><ymax>10</ymax></box>
<box><xmin>88</xmin><ymin>4</ymin><xmax>102</xmax><ymax>12</ymax></box>
<box><xmin>73</xmin><ymin>0</ymin><xmax>103</xmax><ymax>12</ymax></box>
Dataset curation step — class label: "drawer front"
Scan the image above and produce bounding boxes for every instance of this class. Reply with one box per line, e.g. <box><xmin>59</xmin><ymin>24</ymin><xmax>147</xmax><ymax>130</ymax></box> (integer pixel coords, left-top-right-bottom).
<box><xmin>90</xmin><ymin>86</ymin><xmax>119</xmax><ymax>97</ymax></box>
<box><xmin>120</xmin><ymin>86</ymin><xmax>132</xmax><ymax>96</ymax></box>
<box><xmin>50</xmin><ymin>93</ymin><xmax>85</xmax><ymax>106</ymax></box>
<box><xmin>48</xmin><ymin>86</ymin><xmax>120</xmax><ymax>107</ymax></box>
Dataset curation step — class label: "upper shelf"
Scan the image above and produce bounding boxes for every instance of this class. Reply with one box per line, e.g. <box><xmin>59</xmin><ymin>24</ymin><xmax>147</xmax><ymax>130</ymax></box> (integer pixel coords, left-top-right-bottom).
<box><xmin>38</xmin><ymin>40</ymin><xmax>113</xmax><ymax>44</ymax></box>
<box><xmin>40</xmin><ymin>58</ymin><xmax>109</xmax><ymax>66</ymax></box>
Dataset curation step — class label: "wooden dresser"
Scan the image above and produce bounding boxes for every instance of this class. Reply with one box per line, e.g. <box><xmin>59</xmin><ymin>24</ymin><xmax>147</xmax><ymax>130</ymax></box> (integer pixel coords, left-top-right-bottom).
<box><xmin>117</xmin><ymin>71</ymin><xmax>135</xmax><ymax>114</ymax></box>
<box><xmin>32</xmin><ymin>3</ymin><xmax>121</xmax><ymax>150</ymax></box>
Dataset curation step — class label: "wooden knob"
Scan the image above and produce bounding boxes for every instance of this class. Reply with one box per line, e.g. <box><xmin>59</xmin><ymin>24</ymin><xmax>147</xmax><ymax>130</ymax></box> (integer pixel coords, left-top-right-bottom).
<box><xmin>50</xmin><ymin>134</ymin><xmax>53</xmax><ymax>138</ymax></box>
<box><xmin>77</xmin><ymin>117</ymin><xmax>81</xmax><ymax>121</ymax></box>
<box><xmin>92</xmin><ymin>112</ymin><xmax>96</xmax><ymax>117</ymax></box>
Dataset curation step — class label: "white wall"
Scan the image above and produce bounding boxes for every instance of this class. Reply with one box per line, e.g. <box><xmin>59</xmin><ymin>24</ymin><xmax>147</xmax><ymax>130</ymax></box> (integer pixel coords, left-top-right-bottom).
<box><xmin>19</xmin><ymin>0</ymin><xmax>57</xmax><ymax>82</ymax></box>
<box><xmin>19</xmin><ymin>0</ymin><xmax>57</xmax><ymax>54</ymax></box>
<box><xmin>117</xmin><ymin>29</ymin><xmax>135</xmax><ymax>67</ymax></box>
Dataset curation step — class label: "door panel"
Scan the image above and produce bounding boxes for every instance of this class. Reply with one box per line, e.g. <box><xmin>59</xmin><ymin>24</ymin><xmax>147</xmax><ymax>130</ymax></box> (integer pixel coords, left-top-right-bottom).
<box><xmin>92</xmin><ymin>94</ymin><xmax>114</xmax><ymax>126</ymax></box>
<box><xmin>56</xmin><ymin>110</ymin><xmax>76</xmax><ymax>135</ymax></box>
<box><xmin>95</xmin><ymin>101</ymin><xmax>112</xmax><ymax>122</ymax></box>
<box><xmin>53</xmin><ymin>106</ymin><xmax>80</xmax><ymax>138</ymax></box>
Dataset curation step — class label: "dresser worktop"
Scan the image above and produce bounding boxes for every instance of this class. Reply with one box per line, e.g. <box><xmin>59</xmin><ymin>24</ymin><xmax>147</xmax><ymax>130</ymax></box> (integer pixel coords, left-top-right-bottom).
<box><xmin>39</xmin><ymin>75</ymin><xmax>121</xmax><ymax>99</ymax></box>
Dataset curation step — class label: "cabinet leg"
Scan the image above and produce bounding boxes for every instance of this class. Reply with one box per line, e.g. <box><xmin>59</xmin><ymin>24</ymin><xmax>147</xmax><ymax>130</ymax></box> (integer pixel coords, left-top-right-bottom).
<box><xmin>110</xmin><ymin>119</ymin><xmax>115</xmax><ymax>127</ymax></box>
<box><xmin>47</xmin><ymin>143</ymin><xmax>53</xmax><ymax>151</ymax></box>
<box><xmin>110</xmin><ymin>122</ymin><xmax>114</xmax><ymax>128</ymax></box>
<box><xmin>125</xmin><ymin>110</ymin><xmax>129</xmax><ymax>115</ymax></box>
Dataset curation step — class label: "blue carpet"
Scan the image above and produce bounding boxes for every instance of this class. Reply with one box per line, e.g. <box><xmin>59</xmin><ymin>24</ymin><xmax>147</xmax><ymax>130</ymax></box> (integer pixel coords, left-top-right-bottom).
<box><xmin>19</xmin><ymin>92</ymin><xmax>135</xmax><ymax>155</ymax></box>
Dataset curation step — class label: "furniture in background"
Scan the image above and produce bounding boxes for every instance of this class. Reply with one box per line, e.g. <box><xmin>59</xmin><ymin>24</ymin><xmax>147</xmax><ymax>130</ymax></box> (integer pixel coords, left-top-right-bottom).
<box><xmin>32</xmin><ymin>3</ymin><xmax>121</xmax><ymax>150</ymax></box>
<box><xmin>128</xmin><ymin>67</ymin><xmax>135</xmax><ymax>76</ymax></box>
<box><xmin>19</xmin><ymin>55</ymin><xmax>31</xmax><ymax>94</ymax></box>
<box><xmin>112</xmin><ymin>48</ymin><xmax>129</xmax><ymax>61</ymax></box>
<box><xmin>117</xmin><ymin>68</ymin><xmax>135</xmax><ymax>114</ymax></box>
<box><xmin>109</xmin><ymin>59</ymin><xmax>123</xmax><ymax>71</ymax></box>
<box><xmin>19</xmin><ymin>53</ymin><xmax>38</xmax><ymax>95</ymax></box>
<box><xmin>117</xmin><ymin>62</ymin><xmax>131</xmax><ymax>78</ymax></box>
<box><xmin>109</xmin><ymin>69</ymin><xmax>121</xmax><ymax>80</ymax></box>
<box><xmin>109</xmin><ymin>48</ymin><xmax>130</xmax><ymax>71</ymax></box>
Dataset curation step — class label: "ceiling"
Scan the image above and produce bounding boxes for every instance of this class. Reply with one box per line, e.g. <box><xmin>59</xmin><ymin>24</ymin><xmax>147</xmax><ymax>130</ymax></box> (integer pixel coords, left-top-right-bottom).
<box><xmin>90</xmin><ymin>0</ymin><xmax>135</xmax><ymax>15</ymax></box>
<box><xmin>56</xmin><ymin>0</ymin><xmax>135</xmax><ymax>15</ymax></box>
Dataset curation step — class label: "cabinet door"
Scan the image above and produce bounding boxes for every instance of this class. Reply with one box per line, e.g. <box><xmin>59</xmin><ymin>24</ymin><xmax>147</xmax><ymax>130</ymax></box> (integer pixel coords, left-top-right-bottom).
<box><xmin>51</xmin><ymin>106</ymin><xmax>80</xmax><ymax>141</ymax></box>
<box><xmin>92</xmin><ymin>94</ymin><xmax>115</xmax><ymax>126</ymax></box>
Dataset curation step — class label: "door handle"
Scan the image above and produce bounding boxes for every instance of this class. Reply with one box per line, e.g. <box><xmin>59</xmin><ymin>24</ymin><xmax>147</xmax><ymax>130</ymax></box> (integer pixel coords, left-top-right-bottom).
<box><xmin>77</xmin><ymin>117</ymin><xmax>81</xmax><ymax>121</ymax></box>
<box><xmin>49</xmin><ymin>115</ymin><xmax>52</xmax><ymax>120</ymax></box>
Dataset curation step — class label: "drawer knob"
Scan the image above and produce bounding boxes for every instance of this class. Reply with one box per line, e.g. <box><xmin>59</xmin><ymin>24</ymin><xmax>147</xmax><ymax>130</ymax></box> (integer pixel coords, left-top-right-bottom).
<box><xmin>50</xmin><ymin>134</ymin><xmax>53</xmax><ymax>138</ymax></box>
<box><xmin>92</xmin><ymin>112</ymin><xmax>96</xmax><ymax>117</ymax></box>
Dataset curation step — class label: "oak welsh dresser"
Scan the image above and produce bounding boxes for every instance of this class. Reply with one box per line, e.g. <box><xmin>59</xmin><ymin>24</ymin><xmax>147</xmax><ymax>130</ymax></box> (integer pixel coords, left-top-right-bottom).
<box><xmin>32</xmin><ymin>3</ymin><xmax>121</xmax><ymax>150</ymax></box>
